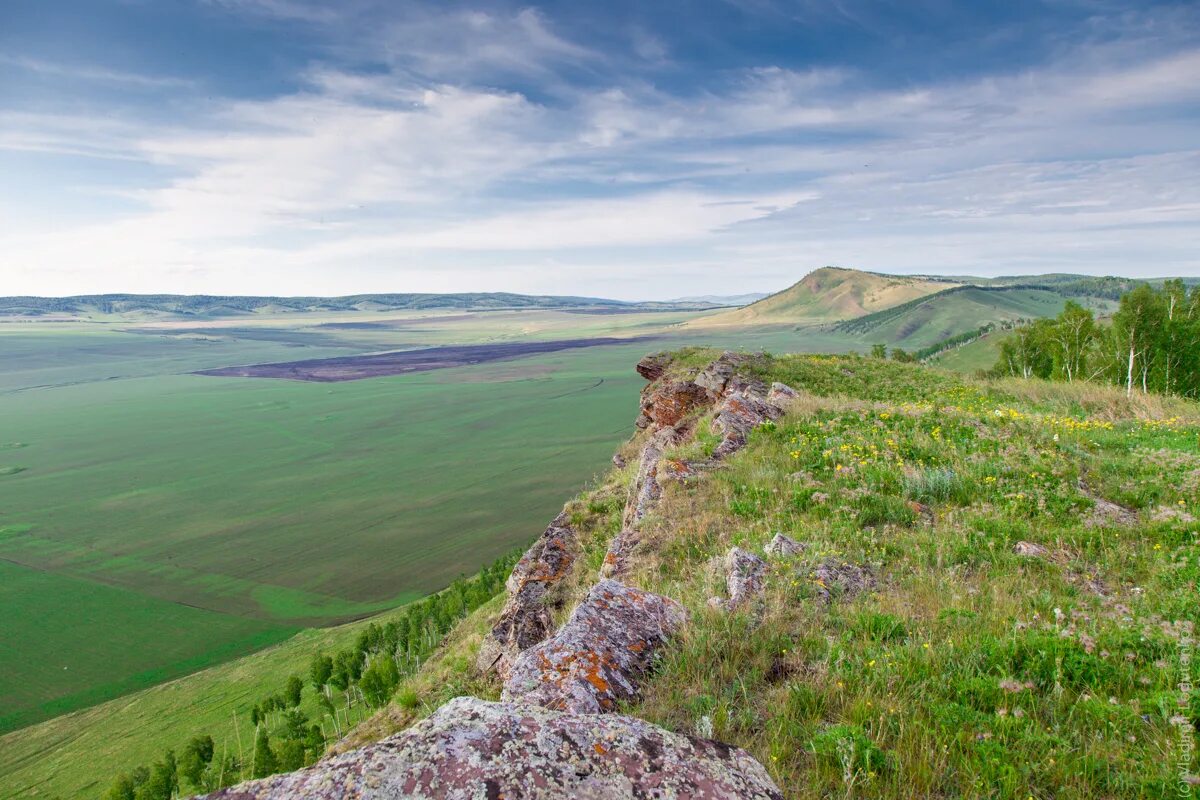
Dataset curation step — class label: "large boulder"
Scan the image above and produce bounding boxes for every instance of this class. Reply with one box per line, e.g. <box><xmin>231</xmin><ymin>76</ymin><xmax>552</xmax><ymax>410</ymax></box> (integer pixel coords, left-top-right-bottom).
<box><xmin>477</xmin><ymin>512</ymin><xmax>578</xmax><ymax>677</ymax></box>
<box><xmin>503</xmin><ymin>580</ymin><xmax>687</xmax><ymax>714</ymax></box>
<box><xmin>711</xmin><ymin>391</ymin><xmax>784</xmax><ymax>459</ymax></box>
<box><xmin>199</xmin><ymin>697</ymin><xmax>782</xmax><ymax>800</ymax></box>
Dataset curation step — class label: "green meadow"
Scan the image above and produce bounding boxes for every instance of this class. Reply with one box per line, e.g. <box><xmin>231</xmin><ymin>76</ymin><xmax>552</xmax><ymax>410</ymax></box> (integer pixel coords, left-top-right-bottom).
<box><xmin>0</xmin><ymin>318</ymin><xmax>664</xmax><ymax>733</ymax></box>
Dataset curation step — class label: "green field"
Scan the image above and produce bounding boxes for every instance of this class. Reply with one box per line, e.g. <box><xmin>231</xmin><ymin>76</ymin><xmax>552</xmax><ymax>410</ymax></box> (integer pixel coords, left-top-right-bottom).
<box><xmin>1</xmin><ymin>307</ymin><xmax>852</xmax><ymax>734</ymax></box>
<box><xmin>0</xmin><ymin>315</ymin><xmax>672</xmax><ymax>732</ymax></box>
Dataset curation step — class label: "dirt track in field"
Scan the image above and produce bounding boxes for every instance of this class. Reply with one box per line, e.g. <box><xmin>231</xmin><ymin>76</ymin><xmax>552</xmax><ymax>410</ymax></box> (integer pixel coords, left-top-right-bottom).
<box><xmin>194</xmin><ymin>336</ymin><xmax>652</xmax><ymax>382</ymax></box>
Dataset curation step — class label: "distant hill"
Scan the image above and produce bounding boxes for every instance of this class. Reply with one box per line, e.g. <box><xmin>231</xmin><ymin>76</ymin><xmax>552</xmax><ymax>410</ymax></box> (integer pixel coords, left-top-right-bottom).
<box><xmin>0</xmin><ymin>292</ymin><xmax>720</xmax><ymax>319</ymax></box>
<box><xmin>667</xmin><ymin>292</ymin><xmax>768</xmax><ymax>306</ymax></box>
<box><xmin>688</xmin><ymin>267</ymin><xmax>957</xmax><ymax>327</ymax></box>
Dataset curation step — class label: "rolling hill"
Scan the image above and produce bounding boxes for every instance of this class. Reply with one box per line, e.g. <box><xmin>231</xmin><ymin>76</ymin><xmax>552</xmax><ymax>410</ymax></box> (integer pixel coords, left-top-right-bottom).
<box><xmin>833</xmin><ymin>285</ymin><xmax>1119</xmax><ymax>351</ymax></box>
<box><xmin>0</xmin><ymin>292</ymin><xmax>721</xmax><ymax>320</ymax></box>
<box><xmin>688</xmin><ymin>267</ymin><xmax>958</xmax><ymax>327</ymax></box>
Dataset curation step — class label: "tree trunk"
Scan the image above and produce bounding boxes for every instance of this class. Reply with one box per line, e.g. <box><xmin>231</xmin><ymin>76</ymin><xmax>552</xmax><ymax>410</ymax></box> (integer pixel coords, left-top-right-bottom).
<box><xmin>1126</xmin><ymin>342</ymin><xmax>1135</xmax><ymax>398</ymax></box>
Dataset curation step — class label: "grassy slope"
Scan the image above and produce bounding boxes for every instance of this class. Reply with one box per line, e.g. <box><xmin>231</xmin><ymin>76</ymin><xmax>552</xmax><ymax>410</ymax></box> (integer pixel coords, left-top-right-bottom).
<box><xmin>0</xmin><ymin>599</ymin><xmax>446</xmax><ymax>800</ymax></box>
<box><xmin>835</xmin><ymin>287</ymin><xmax>1073</xmax><ymax>349</ymax></box>
<box><xmin>347</xmin><ymin>353</ymin><xmax>1200</xmax><ymax>800</ymax></box>
<box><xmin>689</xmin><ymin>268</ymin><xmax>957</xmax><ymax>327</ymax></box>
<box><xmin>928</xmin><ymin>328</ymin><xmax>1015</xmax><ymax>373</ymax></box>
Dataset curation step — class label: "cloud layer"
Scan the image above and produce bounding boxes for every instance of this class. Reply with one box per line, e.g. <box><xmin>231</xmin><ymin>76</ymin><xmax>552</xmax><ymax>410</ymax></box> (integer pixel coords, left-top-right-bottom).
<box><xmin>2</xmin><ymin>1</ymin><xmax>1198</xmax><ymax>297</ymax></box>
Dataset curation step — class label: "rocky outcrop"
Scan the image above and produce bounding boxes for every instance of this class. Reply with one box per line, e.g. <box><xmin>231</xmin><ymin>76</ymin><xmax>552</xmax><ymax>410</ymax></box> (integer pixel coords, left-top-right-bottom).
<box><xmin>709</xmin><ymin>547</ymin><xmax>767</xmax><ymax>611</ymax></box>
<box><xmin>602</xmin><ymin>426</ymin><xmax>682</xmax><ymax>578</ymax></box>
<box><xmin>635</xmin><ymin>351</ymin><xmax>672</xmax><ymax>381</ymax></box>
<box><xmin>503</xmin><ymin>580</ymin><xmax>687</xmax><ymax>714</ymax></box>
<box><xmin>711</xmin><ymin>391</ymin><xmax>784</xmax><ymax>459</ymax></box>
<box><xmin>201</xmin><ymin>697</ymin><xmax>782</xmax><ymax>800</ymax></box>
<box><xmin>764</xmin><ymin>533</ymin><xmax>806</xmax><ymax>558</ymax></box>
<box><xmin>625</xmin><ymin>426</ymin><xmax>681</xmax><ymax>527</ymax></box>
<box><xmin>476</xmin><ymin>512</ymin><xmax>578</xmax><ymax>677</ymax></box>
<box><xmin>638</xmin><ymin>378</ymin><xmax>708</xmax><ymax>428</ymax></box>
<box><xmin>694</xmin><ymin>351</ymin><xmax>767</xmax><ymax>400</ymax></box>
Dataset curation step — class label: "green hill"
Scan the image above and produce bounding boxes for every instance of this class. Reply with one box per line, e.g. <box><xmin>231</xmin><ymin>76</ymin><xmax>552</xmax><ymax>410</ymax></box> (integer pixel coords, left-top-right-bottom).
<box><xmin>689</xmin><ymin>267</ymin><xmax>958</xmax><ymax>327</ymax></box>
<box><xmin>834</xmin><ymin>285</ymin><xmax>1117</xmax><ymax>350</ymax></box>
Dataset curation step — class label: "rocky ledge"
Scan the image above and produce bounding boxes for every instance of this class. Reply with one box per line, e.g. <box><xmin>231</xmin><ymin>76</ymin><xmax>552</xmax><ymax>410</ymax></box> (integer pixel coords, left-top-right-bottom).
<box><xmin>201</xmin><ymin>697</ymin><xmax>783</xmax><ymax>800</ymax></box>
<box><xmin>203</xmin><ymin>350</ymin><xmax>792</xmax><ymax>800</ymax></box>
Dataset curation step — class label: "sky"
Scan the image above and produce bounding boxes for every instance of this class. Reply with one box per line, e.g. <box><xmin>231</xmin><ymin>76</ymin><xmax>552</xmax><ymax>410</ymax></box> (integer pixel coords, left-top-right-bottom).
<box><xmin>1</xmin><ymin>0</ymin><xmax>1198</xmax><ymax>299</ymax></box>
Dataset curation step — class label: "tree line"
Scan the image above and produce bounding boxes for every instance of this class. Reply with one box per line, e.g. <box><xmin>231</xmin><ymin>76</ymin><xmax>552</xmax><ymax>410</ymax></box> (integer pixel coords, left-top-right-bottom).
<box><xmin>991</xmin><ymin>281</ymin><xmax>1200</xmax><ymax>397</ymax></box>
<box><xmin>102</xmin><ymin>553</ymin><xmax>516</xmax><ymax>799</ymax></box>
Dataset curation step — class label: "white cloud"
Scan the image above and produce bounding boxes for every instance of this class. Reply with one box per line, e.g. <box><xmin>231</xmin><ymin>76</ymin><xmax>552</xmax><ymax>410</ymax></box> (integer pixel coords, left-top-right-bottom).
<box><xmin>1</xmin><ymin>13</ymin><xmax>1199</xmax><ymax>297</ymax></box>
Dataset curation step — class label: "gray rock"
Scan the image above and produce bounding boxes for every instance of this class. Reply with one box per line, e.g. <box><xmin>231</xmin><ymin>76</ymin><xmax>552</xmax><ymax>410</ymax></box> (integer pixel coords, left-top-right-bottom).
<box><xmin>695</xmin><ymin>352</ymin><xmax>769</xmax><ymax>401</ymax></box>
<box><xmin>624</xmin><ymin>426</ymin><xmax>680</xmax><ymax>528</ymax></box>
<box><xmin>503</xmin><ymin>579</ymin><xmax>687</xmax><ymax>714</ymax></box>
<box><xmin>711</xmin><ymin>391</ymin><xmax>784</xmax><ymax>459</ymax></box>
<box><xmin>810</xmin><ymin>558</ymin><xmax>875</xmax><ymax>603</ymax></box>
<box><xmin>764</xmin><ymin>533</ymin><xmax>806</xmax><ymax>558</ymax></box>
<box><xmin>712</xmin><ymin>547</ymin><xmax>767</xmax><ymax>611</ymax></box>
<box><xmin>766</xmin><ymin>382</ymin><xmax>799</xmax><ymax>406</ymax></box>
<box><xmin>199</xmin><ymin>697</ymin><xmax>782</xmax><ymax>800</ymax></box>
<box><xmin>1013</xmin><ymin>541</ymin><xmax>1050</xmax><ymax>559</ymax></box>
<box><xmin>477</xmin><ymin>512</ymin><xmax>578</xmax><ymax>677</ymax></box>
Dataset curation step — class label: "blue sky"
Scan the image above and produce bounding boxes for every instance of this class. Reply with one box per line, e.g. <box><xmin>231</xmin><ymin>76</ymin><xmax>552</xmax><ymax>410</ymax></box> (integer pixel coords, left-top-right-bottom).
<box><xmin>1</xmin><ymin>0</ymin><xmax>1198</xmax><ymax>298</ymax></box>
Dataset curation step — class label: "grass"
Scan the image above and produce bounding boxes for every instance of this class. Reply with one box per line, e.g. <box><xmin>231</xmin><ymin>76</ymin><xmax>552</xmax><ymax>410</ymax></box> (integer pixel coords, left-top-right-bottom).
<box><xmin>347</xmin><ymin>351</ymin><xmax>1200</xmax><ymax>800</ymax></box>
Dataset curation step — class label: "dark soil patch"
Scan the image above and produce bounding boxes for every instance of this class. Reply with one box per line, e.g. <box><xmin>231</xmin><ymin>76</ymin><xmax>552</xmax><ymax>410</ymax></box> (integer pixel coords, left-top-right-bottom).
<box><xmin>195</xmin><ymin>337</ymin><xmax>652</xmax><ymax>382</ymax></box>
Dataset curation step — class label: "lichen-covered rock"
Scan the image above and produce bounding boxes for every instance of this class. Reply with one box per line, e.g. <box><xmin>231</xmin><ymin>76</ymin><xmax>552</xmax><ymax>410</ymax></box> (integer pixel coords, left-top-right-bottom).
<box><xmin>710</xmin><ymin>547</ymin><xmax>767</xmax><ymax>611</ymax></box>
<box><xmin>639</xmin><ymin>378</ymin><xmax>708</xmax><ymax>428</ymax></box>
<box><xmin>764</xmin><ymin>533</ymin><xmax>806</xmax><ymax>558</ymax></box>
<box><xmin>810</xmin><ymin>558</ymin><xmax>875</xmax><ymax>603</ymax></box>
<box><xmin>711</xmin><ymin>391</ymin><xmax>784</xmax><ymax>459</ymax></box>
<box><xmin>200</xmin><ymin>697</ymin><xmax>782</xmax><ymax>800</ymax></box>
<box><xmin>503</xmin><ymin>580</ymin><xmax>687</xmax><ymax>714</ymax></box>
<box><xmin>624</xmin><ymin>426</ymin><xmax>680</xmax><ymax>527</ymax></box>
<box><xmin>600</xmin><ymin>526</ymin><xmax>638</xmax><ymax>579</ymax></box>
<box><xmin>635</xmin><ymin>351</ymin><xmax>672</xmax><ymax>381</ymax></box>
<box><xmin>477</xmin><ymin>512</ymin><xmax>578</xmax><ymax>677</ymax></box>
<box><xmin>766</xmin><ymin>381</ymin><xmax>800</xmax><ymax>406</ymax></box>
